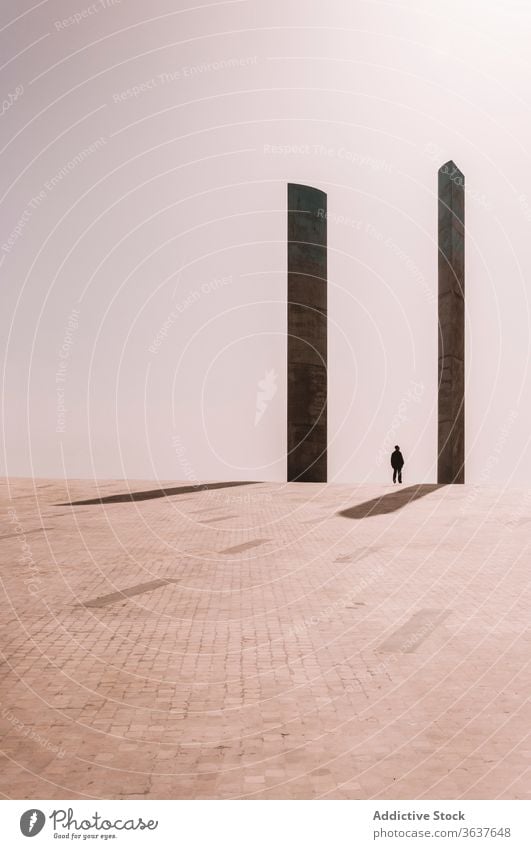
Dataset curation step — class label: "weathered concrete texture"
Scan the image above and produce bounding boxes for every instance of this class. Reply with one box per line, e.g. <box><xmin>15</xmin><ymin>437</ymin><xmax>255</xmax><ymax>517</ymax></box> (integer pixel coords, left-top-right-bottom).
<box><xmin>287</xmin><ymin>183</ymin><xmax>327</xmax><ymax>482</ymax></box>
<box><xmin>438</xmin><ymin>161</ymin><xmax>465</xmax><ymax>484</ymax></box>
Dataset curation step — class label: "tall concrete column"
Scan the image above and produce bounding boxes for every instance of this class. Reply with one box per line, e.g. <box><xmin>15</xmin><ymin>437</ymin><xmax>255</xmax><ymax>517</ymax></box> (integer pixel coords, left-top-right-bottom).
<box><xmin>438</xmin><ymin>161</ymin><xmax>465</xmax><ymax>484</ymax></box>
<box><xmin>287</xmin><ymin>183</ymin><xmax>327</xmax><ymax>482</ymax></box>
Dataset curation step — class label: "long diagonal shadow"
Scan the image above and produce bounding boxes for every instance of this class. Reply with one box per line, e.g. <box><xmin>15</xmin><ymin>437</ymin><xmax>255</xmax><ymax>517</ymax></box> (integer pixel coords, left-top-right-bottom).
<box><xmin>56</xmin><ymin>481</ymin><xmax>259</xmax><ymax>507</ymax></box>
<box><xmin>338</xmin><ymin>484</ymin><xmax>445</xmax><ymax>519</ymax></box>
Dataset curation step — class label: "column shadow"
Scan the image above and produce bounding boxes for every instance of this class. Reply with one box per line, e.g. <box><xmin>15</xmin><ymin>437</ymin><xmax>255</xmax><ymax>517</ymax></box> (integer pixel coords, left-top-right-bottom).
<box><xmin>338</xmin><ymin>484</ymin><xmax>445</xmax><ymax>519</ymax></box>
<box><xmin>56</xmin><ymin>481</ymin><xmax>259</xmax><ymax>507</ymax></box>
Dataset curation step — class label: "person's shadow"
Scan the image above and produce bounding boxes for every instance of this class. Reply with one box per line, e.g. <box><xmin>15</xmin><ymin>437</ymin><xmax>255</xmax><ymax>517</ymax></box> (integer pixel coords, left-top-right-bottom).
<box><xmin>338</xmin><ymin>484</ymin><xmax>444</xmax><ymax>519</ymax></box>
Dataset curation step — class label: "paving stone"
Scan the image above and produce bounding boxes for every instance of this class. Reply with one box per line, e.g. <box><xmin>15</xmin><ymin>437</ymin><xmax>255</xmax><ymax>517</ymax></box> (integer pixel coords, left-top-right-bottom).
<box><xmin>0</xmin><ymin>478</ymin><xmax>529</xmax><ymax>798</ymax></box>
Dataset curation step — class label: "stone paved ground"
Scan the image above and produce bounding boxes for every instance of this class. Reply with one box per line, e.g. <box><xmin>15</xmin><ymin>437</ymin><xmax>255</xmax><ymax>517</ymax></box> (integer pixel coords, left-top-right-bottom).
<box><xmin>0</xmin><ymin>478</ymin><xmax>529</xmax><ymax>800</ymax></box>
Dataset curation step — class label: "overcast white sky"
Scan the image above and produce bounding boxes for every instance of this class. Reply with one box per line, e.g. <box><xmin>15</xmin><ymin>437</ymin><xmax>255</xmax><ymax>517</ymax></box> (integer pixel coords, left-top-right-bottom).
<box><xmin>2</xmin><ymin>0</ymin><xmax>531</xmax><ymax>484</ymax></box>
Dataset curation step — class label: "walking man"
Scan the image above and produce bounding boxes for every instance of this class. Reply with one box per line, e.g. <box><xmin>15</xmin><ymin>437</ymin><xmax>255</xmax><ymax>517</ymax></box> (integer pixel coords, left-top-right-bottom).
<box><xmin>391</xmin><ymin>445</ymin><xmax>404</xmax><ymax>484</ymax></box>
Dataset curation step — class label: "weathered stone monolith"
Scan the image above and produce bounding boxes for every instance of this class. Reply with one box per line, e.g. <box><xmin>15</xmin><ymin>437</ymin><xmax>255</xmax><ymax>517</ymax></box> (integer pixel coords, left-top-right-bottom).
<box><xmin>438</xmin><ymin>161</ymin><xmax>465</xmax><ymax>484</ymax></box>
<box><xmin>287</xmin><ymin>183</ymin><xmax>327</xmax><ymax>482</ymax></box>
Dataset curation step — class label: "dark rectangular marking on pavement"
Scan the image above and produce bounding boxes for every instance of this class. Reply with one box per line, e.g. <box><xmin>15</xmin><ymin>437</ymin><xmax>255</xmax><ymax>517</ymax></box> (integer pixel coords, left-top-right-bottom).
<box><xmin>81</xmin><ymin>578</ymin><xmax>179</xmax><ymax>608</ymax></box>
<box><xmin>42</xmin><ymin>511</ymin><xmax>90</xmax><ymax>518</ymax></box>
<box><xmin>200</xmin><ymin>514</ymin><xmax>238</xmax><ymax>524</ymax></box>
<box><xmin>377</xmin><ymin>609</ymin><xmax>450</xmax><ymax>653</ymax></box>
<box><xmin>189</xmin><ymin>507</ymin><xmax>228</xmax><ymax>515</ymax></box>
<box><xmin>219</xmin><ymin>539</ymin><xmax>269</xmax><ymax>554</ymax></box>
<box><xmin>334</xmin><ymin>546</ymin><xmax>380</xmax><ymax>565</ymax></box>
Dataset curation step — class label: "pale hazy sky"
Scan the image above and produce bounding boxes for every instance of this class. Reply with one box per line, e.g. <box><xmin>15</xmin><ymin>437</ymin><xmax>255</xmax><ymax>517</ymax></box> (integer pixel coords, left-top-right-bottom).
<box><xmin>2</xmin><ymin>0</ymin><xmax>531</xmax><ymax>484</ymax></box>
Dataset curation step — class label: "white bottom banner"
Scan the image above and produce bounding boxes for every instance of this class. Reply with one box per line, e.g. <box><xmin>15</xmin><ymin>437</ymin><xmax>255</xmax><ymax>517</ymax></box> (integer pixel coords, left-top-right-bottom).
<box><xmin>2</xmin><ymin>799</ymin><xmax>530</xmax><ymax>848</ymax></box>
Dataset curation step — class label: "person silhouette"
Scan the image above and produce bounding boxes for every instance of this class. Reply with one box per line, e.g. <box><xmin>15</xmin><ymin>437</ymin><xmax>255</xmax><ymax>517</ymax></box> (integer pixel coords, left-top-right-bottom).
<box><xmin>391</xmin><ymin>445</ymin><xmax>404</xmax><ymax>483</ymax></box>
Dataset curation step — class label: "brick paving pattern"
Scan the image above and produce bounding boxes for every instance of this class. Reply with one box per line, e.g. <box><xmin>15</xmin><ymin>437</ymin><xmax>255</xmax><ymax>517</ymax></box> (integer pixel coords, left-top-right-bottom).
<box><xmin>0</xmin><ymin>478</ymin><xmax>529</xmax><ymax>799</ymax></box>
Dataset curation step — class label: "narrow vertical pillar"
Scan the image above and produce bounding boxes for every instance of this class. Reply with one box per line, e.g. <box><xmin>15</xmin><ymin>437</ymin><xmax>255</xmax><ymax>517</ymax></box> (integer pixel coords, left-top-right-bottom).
<box><xmin>438</xmin><ymin>161</ymin><xmax>465</xmax><ymax>484</ymax></box>
<box><xmin>287</xmin><ymin>183</ymin><xmax>327</xmax><ymax>482</ymax></box>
